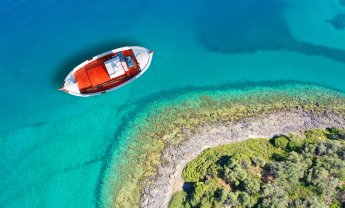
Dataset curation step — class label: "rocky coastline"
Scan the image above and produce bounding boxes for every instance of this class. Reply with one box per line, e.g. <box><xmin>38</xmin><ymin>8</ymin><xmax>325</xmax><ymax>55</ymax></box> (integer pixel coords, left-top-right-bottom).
<box><xmin>103</xmin><ymin>83</ymin><xmax>345</xmax><ymax>208</ymax></box>
<box><xmin>140</xmin><ymin>109</ymin><xmax>345</xmax><ymax>208</ymax></box>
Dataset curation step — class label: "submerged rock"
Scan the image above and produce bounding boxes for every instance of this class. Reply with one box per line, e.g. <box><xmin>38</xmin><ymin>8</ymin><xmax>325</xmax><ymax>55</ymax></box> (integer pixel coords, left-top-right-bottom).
<box><xmin>327</xmin><ymin>12</ymin><xmax>345</xmax><ymax>30</ymax></box>
<box><xmin>341</xmin><ymin>0</ymin><xmax>345</xmax><ymax>6</ymax></box>
<box><xmin>197</xmin><ymin>0</ymin><xmax>345</xmax><ymax>63</ymax></box>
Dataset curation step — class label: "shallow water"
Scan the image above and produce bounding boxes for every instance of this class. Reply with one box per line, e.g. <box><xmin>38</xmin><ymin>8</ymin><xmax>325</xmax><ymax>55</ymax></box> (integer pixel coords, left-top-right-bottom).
<box><xmin>0</xmin><ymin>0</ymin><xmax>345</xmax><ymax>207</ymax></box>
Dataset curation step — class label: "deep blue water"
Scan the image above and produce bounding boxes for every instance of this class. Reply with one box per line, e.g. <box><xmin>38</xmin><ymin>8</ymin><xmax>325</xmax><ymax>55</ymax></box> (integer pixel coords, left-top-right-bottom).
<box><xmin>1</xmin><ymin>0</ymin><xmax>345</xmax><ymax>207</ymax></box>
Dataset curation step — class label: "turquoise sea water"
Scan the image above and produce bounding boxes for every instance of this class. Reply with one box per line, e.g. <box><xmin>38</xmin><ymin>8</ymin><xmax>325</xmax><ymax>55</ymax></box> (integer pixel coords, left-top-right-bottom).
<box><xmin>1</xmin><ymin>0</ymin><xmax>345</xmax><ymax>207</ymax></box>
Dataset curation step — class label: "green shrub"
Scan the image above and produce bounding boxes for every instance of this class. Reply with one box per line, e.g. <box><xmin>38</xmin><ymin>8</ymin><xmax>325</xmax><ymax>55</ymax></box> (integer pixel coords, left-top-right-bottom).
<box><xmin>214</xmin><ymin>188</ymin><xmax>228</xmax><ymax>203</ymax></box>
<box><xmin>169</xmin><ymin>191</ymin><xmax>187</xmax><ymax>208</ymax></box>
<box><xmin>238</xmin><ymin>192</ymin><xmax>251</xmax><ymax>207</ymax></box>
<box><xmin>189</xmin><ymin>182</ymin><xmax>207</xmax><ymax>207</ymax></box>
<box><xmin>272</xmin><ymin>136</ymin><xmax>289</xmax><ymax>149</ymax></box>
<box><xmin>182</xmin><ymin>139</ymin><xmax>280</xmax><ymax>182</ymax></box>
<box><xmin>325</xmin><ymin>127</ymin><xmax>345</xmax><ymax>140</ymax></box>
<box><xmin>330</xmin><ymin>201</ymin><xmax>341</xmax><ymax>208</ymax></box>
<box><xmin>305</xmin><ymin>129</ymin><xmax>327</xmax><ymax>143</ymax></box>
<box><xmin>287</xmin><ymin>135</ymin><xmax>303</xmax><ymax>151</ymax></box>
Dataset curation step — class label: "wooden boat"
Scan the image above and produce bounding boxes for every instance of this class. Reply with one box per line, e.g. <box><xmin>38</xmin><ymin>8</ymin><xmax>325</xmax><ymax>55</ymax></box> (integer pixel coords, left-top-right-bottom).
<box><xmin>60</xmin><ymin>46</ymin><xmax>153</xmax><ymax>97</ymax></box>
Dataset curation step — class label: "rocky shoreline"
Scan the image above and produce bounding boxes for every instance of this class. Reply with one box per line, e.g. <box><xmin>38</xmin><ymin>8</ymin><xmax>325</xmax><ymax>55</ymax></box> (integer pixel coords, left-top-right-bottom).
<box><xmin>139</xmin><ymin>109</ymin><xmax>345</xmax><ymax>208</ymax></box>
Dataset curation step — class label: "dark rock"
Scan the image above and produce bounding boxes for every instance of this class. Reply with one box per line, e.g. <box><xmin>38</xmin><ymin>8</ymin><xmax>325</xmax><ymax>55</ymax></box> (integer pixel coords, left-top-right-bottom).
<box><xmin>198</xmin><ymin>0</ymin><xmax>345</xmax><ymax>64</ymax></box>
<box><xmin>340</xmin><ymin>0</ymin><xmax>345</xmax><ymax>6</ymax></box>
<box><xmin>326</xmin><ymin>12</ymin><xmax>345</xmax><ymax>30</ymax></box>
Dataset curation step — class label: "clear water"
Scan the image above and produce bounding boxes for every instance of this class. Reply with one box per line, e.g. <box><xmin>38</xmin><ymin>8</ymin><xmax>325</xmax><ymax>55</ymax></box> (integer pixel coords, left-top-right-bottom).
<box><xmin>0</xmin><ymin>0</ymin><xmax>345</xmax><ymax>207</ymax></box>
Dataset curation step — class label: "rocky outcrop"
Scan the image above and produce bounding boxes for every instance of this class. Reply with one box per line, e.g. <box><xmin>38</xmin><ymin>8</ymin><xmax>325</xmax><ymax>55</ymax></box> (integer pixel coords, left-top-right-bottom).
<box><xmin>140</xmin><ymin>109</ymin><xmax>345</xmax><ymax>208</ymax></box>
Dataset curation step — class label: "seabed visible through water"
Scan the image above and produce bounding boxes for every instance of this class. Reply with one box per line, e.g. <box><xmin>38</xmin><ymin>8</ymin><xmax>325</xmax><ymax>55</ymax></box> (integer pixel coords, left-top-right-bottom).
<box><xmin>1</xmin><ymin>0</ymin><xmax>345</xmax><ymax>207</ymax></box>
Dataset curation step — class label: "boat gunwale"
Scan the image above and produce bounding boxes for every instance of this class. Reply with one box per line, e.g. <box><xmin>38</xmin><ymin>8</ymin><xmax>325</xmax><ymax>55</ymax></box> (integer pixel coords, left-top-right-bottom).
<box><xmin>62</xmin><ymin>46</ymin><xmax>153</xmax><ymax>97</ymax></box>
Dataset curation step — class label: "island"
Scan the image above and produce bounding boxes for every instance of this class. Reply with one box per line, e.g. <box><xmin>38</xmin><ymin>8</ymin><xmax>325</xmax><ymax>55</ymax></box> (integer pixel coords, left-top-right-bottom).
<box><xmin>169</xmin><ymin>128</ymin><xmax>345</xmax><ymax>208</ymax></box>
<box><xmin>100</xmin><ymin>82</ymin><xmax>345</xmax><ymax>208</ymax></box>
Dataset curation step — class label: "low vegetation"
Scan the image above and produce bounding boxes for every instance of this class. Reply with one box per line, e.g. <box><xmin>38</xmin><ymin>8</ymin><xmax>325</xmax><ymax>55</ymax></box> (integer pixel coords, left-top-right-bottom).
<box><xmin>170</xmin><ymin>128</ymin><xmax>345</xmax><ymax>208</ymax></box>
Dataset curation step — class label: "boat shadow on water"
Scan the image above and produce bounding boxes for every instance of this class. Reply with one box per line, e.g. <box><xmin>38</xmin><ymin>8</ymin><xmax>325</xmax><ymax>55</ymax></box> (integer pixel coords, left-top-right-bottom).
<box><xmin>51</xmin><ymin>39</ymin><xmax>143</xmax><ymax>88</ymax></box>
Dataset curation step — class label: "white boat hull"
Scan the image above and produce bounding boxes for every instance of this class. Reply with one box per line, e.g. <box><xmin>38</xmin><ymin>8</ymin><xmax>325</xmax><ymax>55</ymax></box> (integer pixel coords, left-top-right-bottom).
<box><xmin>61</xmin><ymin>46</ymin><xmax>153</xmax><ymax>97</ymax></box>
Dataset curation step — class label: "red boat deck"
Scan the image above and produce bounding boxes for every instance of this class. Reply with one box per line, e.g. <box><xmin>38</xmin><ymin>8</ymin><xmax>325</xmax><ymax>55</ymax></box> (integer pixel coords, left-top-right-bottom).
<box><xmin>74</xmin><ymin>49</ymin><xmax>140</xmax><ymax>94</ymax></box>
